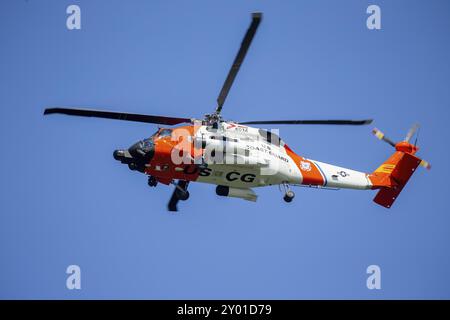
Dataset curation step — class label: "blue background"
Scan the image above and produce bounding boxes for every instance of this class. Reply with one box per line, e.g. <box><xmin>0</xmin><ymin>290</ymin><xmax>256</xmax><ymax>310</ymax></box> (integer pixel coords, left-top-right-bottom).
<box><xmin>1</xmin><ymin>0</ymin><xmax>449</xmax><ymax>299</ymax></box>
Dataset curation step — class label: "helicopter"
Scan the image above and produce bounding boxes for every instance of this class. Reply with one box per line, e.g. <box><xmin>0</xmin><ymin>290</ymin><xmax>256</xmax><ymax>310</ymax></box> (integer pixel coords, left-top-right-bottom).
<box><xmin>44</xmin><ymin>12</ymin><xmax>430</xmax><ymax>211</ymax></box>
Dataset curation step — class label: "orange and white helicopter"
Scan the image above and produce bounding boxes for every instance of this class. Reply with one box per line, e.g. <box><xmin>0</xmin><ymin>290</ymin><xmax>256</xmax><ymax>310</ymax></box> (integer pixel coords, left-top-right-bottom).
<box><xmin>44</xmin><ymin>13</ymin><xmax>430</xmax><ymax>211</ymax></box>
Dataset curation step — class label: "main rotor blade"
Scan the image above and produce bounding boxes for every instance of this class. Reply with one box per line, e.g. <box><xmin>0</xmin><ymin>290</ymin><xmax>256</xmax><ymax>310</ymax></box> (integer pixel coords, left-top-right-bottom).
<box><xmin>239</xmin><ymin>119</ymin><xmax>373</xmax><ymax>125</ymax></box>
<box><xmin>215</xmin><ymin>12</ymin><xmax>262</xmax><ymax>114</ymax></box>
<box><xmin>44</xmin><ymin>107</ymin><xmax>191</xmax><ymax>126</ymax></box>
<box><xmin>405</xmin><ymin>123</ymin><xmax>420</xmax><ymax>143</ymax></box>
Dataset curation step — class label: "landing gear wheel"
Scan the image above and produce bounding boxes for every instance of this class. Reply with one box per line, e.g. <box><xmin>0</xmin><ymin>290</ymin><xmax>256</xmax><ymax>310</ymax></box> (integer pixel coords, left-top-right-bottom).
<box><xmin>147</xmin><ymin>176</ymin><xmax>158</xmax><ymax>187</ymax></box>
<box><xmin>176</xmin><ymin>189</ymin><xmax>190</xmax><ymax>201</ymax></box>
<box><xmin>197</xmin><ymin>161</ymin><xmax>208</xmax><ymax>171</ymax></box>
<box><xmin>283</xmin><ymin>190</ymin><xmax>295</xmax><ymax>203</ymax></box>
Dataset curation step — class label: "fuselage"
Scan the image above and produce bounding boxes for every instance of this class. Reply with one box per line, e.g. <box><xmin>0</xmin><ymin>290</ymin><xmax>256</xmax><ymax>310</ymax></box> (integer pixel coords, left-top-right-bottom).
<box><xmin>114</xmin><ymin>121</ymin><xmax>373</xmax><ymax>191</ymax></box>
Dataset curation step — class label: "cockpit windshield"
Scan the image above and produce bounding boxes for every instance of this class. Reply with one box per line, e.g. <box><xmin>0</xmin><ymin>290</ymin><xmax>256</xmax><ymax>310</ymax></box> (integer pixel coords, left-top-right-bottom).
<box><xmin>141</xmin><ymin>130</ymin><xmax>159</xmax><ymax>149</ymax></box>
<box><xmin>142</xmin><ymin>137</ymin><xmax>154</xmax><ymax>151</ymax></box>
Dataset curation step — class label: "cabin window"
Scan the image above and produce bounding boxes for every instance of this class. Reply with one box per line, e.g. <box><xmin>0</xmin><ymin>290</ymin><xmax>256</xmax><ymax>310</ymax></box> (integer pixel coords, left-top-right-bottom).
<box><xmin>258</xmin><ymin>129</ymin><xmax>282</xmax><ymax>146</ymax></box>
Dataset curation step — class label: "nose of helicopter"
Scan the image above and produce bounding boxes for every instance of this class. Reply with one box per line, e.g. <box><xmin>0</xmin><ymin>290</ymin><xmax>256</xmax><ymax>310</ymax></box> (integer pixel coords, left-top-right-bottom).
<box><xmin>113</xmin><ymin>149</ymin><xmax>131</xmax><ymax>161</ymax></box>
<box><xmin>113</xmin><ymin>139</ymin><xmax>155</xmax><ymax>171</ymax></box>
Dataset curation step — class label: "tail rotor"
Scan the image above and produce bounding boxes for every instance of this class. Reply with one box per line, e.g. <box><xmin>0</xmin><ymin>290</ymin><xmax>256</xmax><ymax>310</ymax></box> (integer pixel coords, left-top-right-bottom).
<box><xmin>371</xmin><ymin>123</ymin><xmax>431</xmax><ymax>170</ymax></box>
<box><xmin>369</xmin><ymin>123</ymin><xmax>431</xmax><ymax>208</ymax></box>
<box><xmin>405</xmin><ymin>123</ymin><xmax>420</xmax><ymax>143</ymax></box>
<box><xmin>372</xmin><ymin>128</ymin><xmax>396</xmax><ymax>147</ymax></box>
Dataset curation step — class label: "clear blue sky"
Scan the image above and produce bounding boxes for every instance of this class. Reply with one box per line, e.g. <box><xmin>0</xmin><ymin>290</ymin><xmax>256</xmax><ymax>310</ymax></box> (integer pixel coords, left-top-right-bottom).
<box><xmin>1</xmin><ymin>0</ymin><xmax>449</xmax><ymax>299</ymax></box>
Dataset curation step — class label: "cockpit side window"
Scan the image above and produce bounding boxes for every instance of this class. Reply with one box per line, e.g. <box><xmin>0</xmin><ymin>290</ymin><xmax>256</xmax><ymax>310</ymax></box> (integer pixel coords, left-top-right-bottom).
<box><xmin>143</xmin><ymin>130</ymin><xmax>158</xmax><ymax>145</ymax></box>
<box><xmin>158</xmin><ymin>128</ymin><xmax>173</xmax><ymax>138</ymax></box>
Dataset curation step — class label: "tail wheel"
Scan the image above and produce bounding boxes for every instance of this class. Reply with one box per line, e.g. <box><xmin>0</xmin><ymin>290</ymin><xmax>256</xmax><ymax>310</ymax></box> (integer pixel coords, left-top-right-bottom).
<box><xmin>283</xmin><ymin>190</ymin><xmax>295</xmax><ymax>203</ymax></box>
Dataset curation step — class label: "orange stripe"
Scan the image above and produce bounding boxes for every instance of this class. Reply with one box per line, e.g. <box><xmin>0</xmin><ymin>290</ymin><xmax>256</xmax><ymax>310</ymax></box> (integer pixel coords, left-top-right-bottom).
<box><xmin>284</xmin><ymin>144</ymin><xmax>325</xmax><ymax>186</ymax></box>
